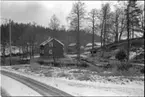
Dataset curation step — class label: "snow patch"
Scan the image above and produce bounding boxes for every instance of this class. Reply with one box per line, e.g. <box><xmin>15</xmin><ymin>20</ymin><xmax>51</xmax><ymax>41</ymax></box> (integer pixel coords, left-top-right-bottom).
<box><xmin>1</xmin><ymin>67</ymin><xmax>144</xmax><ymax>96</ymax></box>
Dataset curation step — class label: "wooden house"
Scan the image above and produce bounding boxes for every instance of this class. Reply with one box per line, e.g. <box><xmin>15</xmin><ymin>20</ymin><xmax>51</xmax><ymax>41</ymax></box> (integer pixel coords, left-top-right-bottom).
<box><xmin>39</xmin><ymin>38</ymin><xmax>64</xmax><ymax>58</ymax></box>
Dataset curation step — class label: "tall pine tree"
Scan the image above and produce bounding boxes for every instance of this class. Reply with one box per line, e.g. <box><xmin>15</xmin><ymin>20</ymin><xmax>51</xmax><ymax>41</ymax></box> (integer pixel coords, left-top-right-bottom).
<box><xmin>125</xmin><ymin>0</ymin><xmax>142</xmax><ymax>61</ymax></box>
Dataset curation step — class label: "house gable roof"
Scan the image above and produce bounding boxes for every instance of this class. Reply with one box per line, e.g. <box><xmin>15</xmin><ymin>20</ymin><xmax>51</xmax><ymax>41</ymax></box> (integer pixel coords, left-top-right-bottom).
<box><xmin>40</xmin><ymin>38</ymin><xmax>64</xmax><ymax>46</ymax></box>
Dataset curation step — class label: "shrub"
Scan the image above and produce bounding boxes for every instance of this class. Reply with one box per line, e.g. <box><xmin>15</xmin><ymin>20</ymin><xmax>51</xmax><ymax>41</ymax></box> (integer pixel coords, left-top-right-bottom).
<box><xmin>44</xmin><ymin>72</ymin><xmax>52</xmax><ymax>77</ymax></box>
<box><xmin>57</xmin><ymin>72</ymin><xmax>70</xmax><ymax>78</ymax></box>
<box><xmin>109</xmin><ymin>60</ymin><xmax>133</xmax><ymax>71</ymax></box>
<box><xmin>12</xmin><ymin>67</ymin><xmax>19</xmax><ymax>70</ymax></box>
<box><xmin>37</xmin><ymin>60</ymin><xmax>44</xmax><ymax>65</ymax></box>
<box><xmin>53</xmin><ymin>62</ymin><xmax>61</xmax><ymax>67</ymax></box>
<box><xmin>140</xmin><ymin>68</ymin><xmax>144</xmax><ymax>74</ymax></box>
<box><xmin>78</xmin><ymin>63</ymin><xmax>89</xmax><ymax>68</ymax></box>
<box><xmin>109</xmin><ymin>60</ymin><xmax>121</xmax><ymax>68</ymax></box>
<box><xmin>18</xmin><ymin>60</ymin><xmax>30</xmax><ymax>64</ymax></box>
<box><xmin>115</xmin><ymin>49</ymin><xmax>127</xmax><ymax>61</ymax></box>
<box><xmin>117</xmin><ymin>62</ymin><xmax>132</xmax><ymax>71</ymax></box>
<box><xmin>76</xmin><ymin>73</ymin><xmax>91</xmax><ymax>81</ymax></box>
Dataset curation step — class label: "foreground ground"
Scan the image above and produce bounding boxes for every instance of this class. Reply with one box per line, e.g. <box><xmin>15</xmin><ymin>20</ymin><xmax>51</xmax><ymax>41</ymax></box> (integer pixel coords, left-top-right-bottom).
<box><xmin>1</xmin><ymin>64</ymin><xmax>144</xmax><ymax>96</ymax></box>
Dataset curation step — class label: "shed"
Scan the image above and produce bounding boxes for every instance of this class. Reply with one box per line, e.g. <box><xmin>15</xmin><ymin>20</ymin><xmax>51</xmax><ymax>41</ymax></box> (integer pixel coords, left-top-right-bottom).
<box><xmin>68</xmin><ymin>43</ymin><xmax>77</xmax><ymax>54</ymax></box>
<box><xmin>68</xmin><ymin>43</ymin><xmax>85</xmax><ymax>54</ymax></box>
<box><xmin>39</xmin><ymin>38</ymin><xmax>64</xmax><ymax>58</ymax></box>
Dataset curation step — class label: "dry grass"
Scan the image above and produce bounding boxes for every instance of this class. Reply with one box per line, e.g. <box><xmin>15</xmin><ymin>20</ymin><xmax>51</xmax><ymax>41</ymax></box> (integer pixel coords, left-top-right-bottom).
<box><xmin>56</xmin><ymin>71</ymin><xmax>70</xmax><ymax>78</ymax></box>
<box><xmin>8</xmin><ymin>57</ymin><xmax>144</xmax><ymax>84</ymax></box>
<box><xmin>43</xmin><ymin>71</ymin><xmax>53</xmax><ymax>77</ymax></box>
<box><xmin>76</xmin><ymin>73</ymin><xmax>91</xmax><ymax>81</ymax></box>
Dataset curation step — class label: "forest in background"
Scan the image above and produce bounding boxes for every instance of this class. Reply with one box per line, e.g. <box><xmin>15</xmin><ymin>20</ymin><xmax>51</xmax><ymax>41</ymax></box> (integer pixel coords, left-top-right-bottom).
<box><xmin>1</xmin><ymin>21</ymin><xmax>101</xmax><ymax>48</ymax></box>
<box><xmin>1</xmin><ymin>0</ymin><xmax>144</xmax><ymax>55</ymax></box>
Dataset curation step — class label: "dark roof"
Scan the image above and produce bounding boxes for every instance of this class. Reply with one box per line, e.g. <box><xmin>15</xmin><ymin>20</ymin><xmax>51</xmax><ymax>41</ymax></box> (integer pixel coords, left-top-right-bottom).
<box><xmin>40</xmin><ymin>38</ymin><xmax>64</xmax><ymax>46</ymax></box>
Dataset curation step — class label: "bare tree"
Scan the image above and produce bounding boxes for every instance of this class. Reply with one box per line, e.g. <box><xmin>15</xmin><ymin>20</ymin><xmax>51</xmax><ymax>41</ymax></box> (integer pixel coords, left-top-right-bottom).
<box><xmin>88</xmin><ymin>9</ymin><xmax>99</xmax><ymax>56</ymax></box>
<box><xmin>67</xmin><ymin>1</ymin><xmax>86</xmax><ymax>61</ymax></box>
<box><xmin>99</xmin><ymin>3</ymin><xmax>112</xmax><ymax>49</ymax></box>
<box><xmin>49</xmin><ymin>14</ymin><xmax>60</xmax><ymax>64</ymax></box>
<box><xmin>138</xmin><ymin>3</ymin><xmax>145</xmax><ymax>37</ymax></box>
<box><xmin>125</xmin><ymin>0</ymin><xmax>142</xmax><ymax>61</ymax></box>
<box><xmin>59</xmin><ymin>25</ymin><xmax>66</xmax><ymax>31</ymax></box>
<box><xmin>49</xmin><ymin>14</ymin><xmax>60</xmax><ymax>31</ymax></box>
<box><xmin>111</xmin><ymin>3</ymin><xmax>126</xmax><ymax>42</ymax></box>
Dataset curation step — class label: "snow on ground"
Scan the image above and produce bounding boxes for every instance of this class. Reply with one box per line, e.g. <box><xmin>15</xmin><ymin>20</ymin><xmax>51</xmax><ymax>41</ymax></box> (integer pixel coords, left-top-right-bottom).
<box><xmin>1</xmin><ymin>66</ymin><xmax>144</xmax><ymax>96</ymax></box>
<box><xmin>0</xmin><ymin>73</ymin><xmax>41</xmax><ymax>96</ymax></box>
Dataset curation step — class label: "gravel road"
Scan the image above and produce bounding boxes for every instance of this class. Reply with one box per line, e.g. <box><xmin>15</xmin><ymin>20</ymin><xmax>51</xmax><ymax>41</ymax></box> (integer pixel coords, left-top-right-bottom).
<box><xmin>1</xmin><ymin>70</ymin><xmax>73</xmax><ymax>97</ymax></box>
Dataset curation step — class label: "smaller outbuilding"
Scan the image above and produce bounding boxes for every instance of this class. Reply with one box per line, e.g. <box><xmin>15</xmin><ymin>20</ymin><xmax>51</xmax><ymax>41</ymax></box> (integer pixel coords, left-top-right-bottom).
<box><xmin>39</xmin><ymin>37</ymin><xmax>64</xmax><ymax>58</ymax></box>
<box><xmin>67</xmin><ymin>43</ymin><xmax>77</xmax><ymax>54</ymax></box>
<box><xmin>67</xmin><ymin>43</ymin><xmax>85</xmax><ymax>54</ymax></box>
<box><xmin>85</xmin><ymin>42</ymin><xmax>101</xmax><ymax>51</ymax></box>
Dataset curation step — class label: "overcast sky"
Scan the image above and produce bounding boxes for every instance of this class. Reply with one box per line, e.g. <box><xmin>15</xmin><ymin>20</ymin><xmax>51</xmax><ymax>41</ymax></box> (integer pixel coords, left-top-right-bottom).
<box><xmin>0</xmin><ymin>1</ymin><xmax>122</xmax><ymax>28</ymax></box>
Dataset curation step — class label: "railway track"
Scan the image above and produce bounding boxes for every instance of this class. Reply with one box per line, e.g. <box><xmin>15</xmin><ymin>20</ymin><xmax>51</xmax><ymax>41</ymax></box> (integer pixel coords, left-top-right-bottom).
<box><xmin>1</xmin><ymin>70</ymin><xmax>73</xmax><ymax>97</ymax></box>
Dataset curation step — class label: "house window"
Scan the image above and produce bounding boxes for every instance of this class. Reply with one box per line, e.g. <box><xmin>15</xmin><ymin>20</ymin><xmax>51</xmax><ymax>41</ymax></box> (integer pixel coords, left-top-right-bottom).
<box><xmin>42</xmin><ymin>50</ymin><xmax>44</xmax><ymax>54</ymax></box>
<box><xmin>49</xmin><ymin>49</ymin><xmax>52</xmax><ymax>54</ymax></box>
<box><xmin>40</xmin><ymin>49</ymin><xmax>44</xmax><ymax>55</ymax></box>
<box><xmin>49</xmin><ymin>42</ymin><xmax>53</xmax><ymax>47</ymax></box>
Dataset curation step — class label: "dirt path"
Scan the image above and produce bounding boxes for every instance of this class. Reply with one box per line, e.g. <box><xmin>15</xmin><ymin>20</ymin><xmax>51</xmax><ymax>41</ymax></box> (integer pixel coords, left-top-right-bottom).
<box><xmin>1</xmin><ymin>70</ymin><xmax>73</xmax><ymax>96</ymax></box>
<box><xmin>1</xmin><ymin>67</ymin><xmax>144</xmax><ymax>96</ymax></box>
<box><xmin>1</xmin><ymin>87</ymin><xmax>11</xmax><ymax>97</ymax></box>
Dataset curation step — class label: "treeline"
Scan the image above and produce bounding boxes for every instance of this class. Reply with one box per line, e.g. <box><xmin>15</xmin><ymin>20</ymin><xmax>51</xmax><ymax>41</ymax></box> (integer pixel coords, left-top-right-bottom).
<box><xmin>0</xmin><ymin>21</ymin><xmax>100</xmax><ymax>47</ymax></box>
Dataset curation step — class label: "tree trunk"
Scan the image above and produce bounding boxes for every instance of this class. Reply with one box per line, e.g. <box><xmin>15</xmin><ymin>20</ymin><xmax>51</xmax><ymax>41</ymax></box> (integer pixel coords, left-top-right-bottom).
<box><xmin>115</xmin><ymin>14</ymin><xmax>119</xmax><ymax>42</ymax></box>
<box><xmin>100</xmin><ymin>22</ymin><xmax>104</xmax><ymax>48</ymax></box>
<box><xmin>77</xmin><ymin>7</ymin><xmax>80</xmax><ymax>62</ymax></box>
<box><xmin>92</xmin><ymin>15</ymin><xmax>95</xmax><ymax>57</ymax></box>
<box><xmin>119</xmin><ymin>31</ymin><xmax>122</xmax><ymax>41</ymax></box>
<box><xmin>2</xmin><ymin>43</ymin><xmax>6</xmax><ymax>65</ymax></box>
<box><xmin>103</xmin><ymin>15</ymin><xmax>106</xmax><ymax>48</ymax></box>
<box><xmin>52</xmin><ymin>30</ymin><xmax>56</xmax><ymax>64</ymax></box>
<box><xmin>115</xmin><ymin>33</ymin><xmax>118</xmax><ymax>42</ymax></box>
<box><xmin>132</xmin><ymin>24</ymin><xmax>134</xmax><ymax>39</ymax></box>
<box><xmin>127</xmin><ymin>2</ymin><xmax>130</xmax><ymax>61</ymax></box>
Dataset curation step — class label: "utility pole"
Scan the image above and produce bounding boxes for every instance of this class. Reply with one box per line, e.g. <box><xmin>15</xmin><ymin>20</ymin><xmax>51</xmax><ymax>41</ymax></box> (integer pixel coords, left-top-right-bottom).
<box><xmin>127</xmin><ymin>1</ymin><xmax>130</xmax><ymax>61</ymax></box>
<box><xmin>92</xmin><ymin>13</ymin><xmax>95</xmax><ymax>57</ymax></box>
<box><xmin>1</xmin><ymin>18</ymin><xmax>8</xmax><ymax>65</ymax></box>
<box><xmin>9</xmin><ymin>19</ymin><xmax>12</xmax><ymax>65</ymax></box>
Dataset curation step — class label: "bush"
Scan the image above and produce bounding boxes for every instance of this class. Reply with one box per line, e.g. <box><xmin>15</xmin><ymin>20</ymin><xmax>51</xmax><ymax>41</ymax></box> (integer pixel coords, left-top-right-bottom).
<box><xmin>140</xmin><ymin>68</ymin><xmax>144</xmax><ymax>74</ymax></box>
<box><xmin>44</xmin><ymin>72</ymin><xmax>52</xmax><ymax>77</ymax></box>
<box><xmin>53</xmin><ymin>62</ymin><xmax>61</xmax><ymax>67</ymax></box>
<box><xmin>117</xmin><ymin>62</ymin><xmax>132</xmax><ymax>71</ymax></box>
<box><xmin>78</xmin><ymin>62</ymin><xmax>89</xmax><ymax>68</ymax></box>
<box><xmin>109</xmin><ymin>60</ymin><xmax>121</xmax><ymax>69</ymax></box>
<box><xmin>37</xmin><ymin>60</ymin><xmax>45</xmax><ymax>65</ymax></box>
<box><xmin>76</xmin><ymin>73</ymin><xmax>91</xmax><ymax>81</ymax></box>
<box><xmin>109</xmin><ymin>60</ymin><xmax>133</xmax><ymax>71</ymax></box>
<box><xmin>57</xmin><ymin>72</ymin><xmax>70</xmax><ymax>78</ymax></box>
<box><xmin>18</xmin><ymin>60</ymin><xmax>30</xmax><ymax>64</ymax></box>
<box><xmin>12</xmin><ymin>67</ymin><xmax>19</xmax><ymax>70</ymax></box>
<box><xmin>115</xmin><ymin>49</ymin><xmax>127</xmax><ymax>61</ymax></box>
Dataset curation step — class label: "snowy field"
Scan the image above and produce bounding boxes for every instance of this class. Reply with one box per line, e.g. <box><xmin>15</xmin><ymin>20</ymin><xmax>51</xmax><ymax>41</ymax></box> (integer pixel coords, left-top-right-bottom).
<box><xmin>1</xmin><ymin>65</ymin><xmax>144</xmax><ymax>96</ymax></box>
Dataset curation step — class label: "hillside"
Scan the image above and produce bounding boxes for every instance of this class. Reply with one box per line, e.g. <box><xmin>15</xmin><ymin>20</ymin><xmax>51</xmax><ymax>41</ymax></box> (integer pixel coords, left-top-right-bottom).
<box><xmin>87</xmin><ymin>37</ymin><xmax>144</xmax><ymax>64</ymax></box>
<box><xmin>91</xmin><ymin>37</ymin><xmax>144</xmax><ymax>52</ymax></box>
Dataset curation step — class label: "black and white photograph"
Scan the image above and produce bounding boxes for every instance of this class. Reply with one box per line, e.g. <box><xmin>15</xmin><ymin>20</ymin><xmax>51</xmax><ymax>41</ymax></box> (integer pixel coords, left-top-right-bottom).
<box><xmin>0</xmin><ymin>0</ymin><xmax>144</xmax><ymax>96</ymax></box>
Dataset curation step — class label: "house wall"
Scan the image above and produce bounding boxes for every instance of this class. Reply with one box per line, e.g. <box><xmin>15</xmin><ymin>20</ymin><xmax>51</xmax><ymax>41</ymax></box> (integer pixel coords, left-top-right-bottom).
<box><xmin>42</xmin><ymin>39</ymin><xmax>64</xmax><ymax>58</ymax></box>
